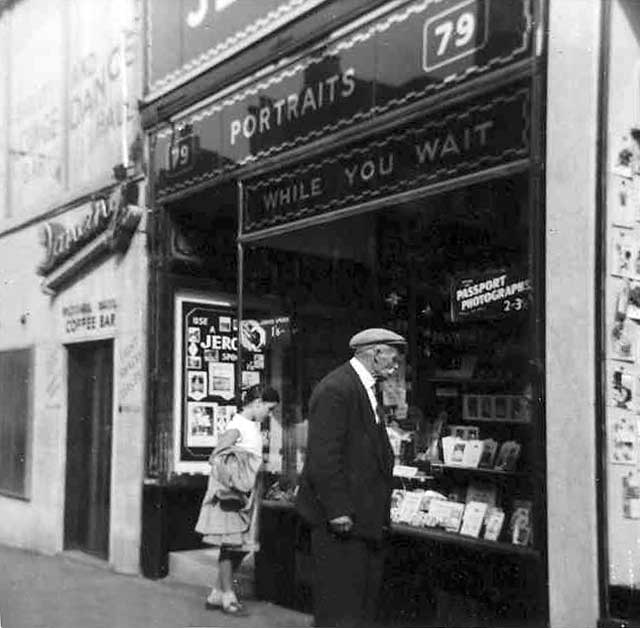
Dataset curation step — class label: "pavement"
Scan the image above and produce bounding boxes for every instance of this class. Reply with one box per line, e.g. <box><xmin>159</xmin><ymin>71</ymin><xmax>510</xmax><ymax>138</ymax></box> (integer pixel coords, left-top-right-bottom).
<box><xmin>0</xmin><ymin>544</ymin><xmax>313</xmax><ymax>628</ymax></box>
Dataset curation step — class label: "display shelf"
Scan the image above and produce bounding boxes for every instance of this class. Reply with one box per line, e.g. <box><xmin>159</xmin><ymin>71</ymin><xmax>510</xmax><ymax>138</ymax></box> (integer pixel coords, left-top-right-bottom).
<box><xmin>461</xmin><ymin>417</ymin><xmax>531</xmax><ymax>425</ymax></box>
<box><xmin>262</xmin><ymin>498</ymin><xmax>296</xmax><ymax>511</ymax></box>
<box><xmin>260</xmin><ymin>500</ymin><xmax>540</xmax><ymax>559</ymax></box>
<box><xmin>391</xmin><ymin>522</ymin><xmax>540</xmax><ymax>558</ymax></box>
<box><xmin>430</xmin><ymin>463</ymin><xmax>530</xmax><ymax>479</ymax></box>
<box><xmin>426</xmin><ymin>376</ymin><xmax>513</xmax><ymax>386</ymax></box>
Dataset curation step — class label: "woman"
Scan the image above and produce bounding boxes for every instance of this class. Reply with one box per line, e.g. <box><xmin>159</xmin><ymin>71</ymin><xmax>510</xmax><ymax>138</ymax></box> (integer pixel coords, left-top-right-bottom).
<box><xmin>195</xmin><ymin>384</ymin><xmax>280</xmax><ymax>616</ymax></box>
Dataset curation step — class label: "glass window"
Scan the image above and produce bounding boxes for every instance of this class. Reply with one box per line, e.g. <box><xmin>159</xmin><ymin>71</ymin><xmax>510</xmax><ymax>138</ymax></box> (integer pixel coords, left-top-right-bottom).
<box><xmin>0</xmin><ymin>348</ymin><xmax>33</xmax><ymax>498</ymax></box>
<box><xmin>242</xmin><ymin>174</ymin><xmax>541</xmax><ymax>549</ymax></box>
<box><xmin>600</xmin><ymin>0</ymin><xmax>640</xmax><ymax>620</ymax></box>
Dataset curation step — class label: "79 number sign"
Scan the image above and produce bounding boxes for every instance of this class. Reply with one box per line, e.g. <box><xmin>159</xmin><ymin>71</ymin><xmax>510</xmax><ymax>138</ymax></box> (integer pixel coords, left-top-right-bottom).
<box><xmin>166</xmin><ymin>128</ymin><xmax>199</xmax><ymax>177</ymax></box>
<box><xmin>423</xmin><ymin>0</ymin><xmax>489</xmax><ymax>72</ymax></box>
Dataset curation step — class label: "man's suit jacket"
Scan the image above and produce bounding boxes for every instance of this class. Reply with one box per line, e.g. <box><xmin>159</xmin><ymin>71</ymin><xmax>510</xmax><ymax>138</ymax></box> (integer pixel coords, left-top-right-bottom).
<box><xmin>296</xmin><ymin>361</ymin><xmax>394</xmax><ymax>541</ymax></box>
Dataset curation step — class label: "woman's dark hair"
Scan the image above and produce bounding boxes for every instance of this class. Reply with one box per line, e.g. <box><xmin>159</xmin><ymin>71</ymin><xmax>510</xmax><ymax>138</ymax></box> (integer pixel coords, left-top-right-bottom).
<box><xmin>242</xmin><ymin>384</ymin><xmax>280</xmax><ymax>406</ymax></box>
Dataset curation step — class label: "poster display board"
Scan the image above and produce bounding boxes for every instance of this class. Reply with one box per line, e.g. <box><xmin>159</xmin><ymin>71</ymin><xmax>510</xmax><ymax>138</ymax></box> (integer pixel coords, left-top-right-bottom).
<box><xmin>601</xmin><ymin>0</ymin><xmax>640</xmax><ymax>600</ymax></box>
<box><xmin>174</xmin><ymin>294</ymin><xmax>289</xmax><ymax>473</ymax></box>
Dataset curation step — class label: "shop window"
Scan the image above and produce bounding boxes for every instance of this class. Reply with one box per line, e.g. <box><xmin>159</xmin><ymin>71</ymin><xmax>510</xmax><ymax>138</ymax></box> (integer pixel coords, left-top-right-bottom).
<box><xmin>0</xmin><ymin>348</ymin><xmax>33</xmax><ymax>499</ymax></box>
<box><xmin>241</xmin><ymin>174</ymin><xmax>544</xmax><ymax>565</ymax></box>
<box><xmin>600</xmin><ymin>0</ymin><xmax>640</xmax><ymax>622</ymax></box>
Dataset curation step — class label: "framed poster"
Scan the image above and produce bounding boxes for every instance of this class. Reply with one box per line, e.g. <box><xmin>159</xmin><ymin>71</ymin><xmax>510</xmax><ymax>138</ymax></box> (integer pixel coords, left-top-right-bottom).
<box><xmin>173</xmin><ymin>293</ymin><xmax>289</xmax><ymax>473</ymax></box>
<box><xmin>174</xmin><ymin>293</ymin><xmax>269</xmax><ymax>473</ymax></box>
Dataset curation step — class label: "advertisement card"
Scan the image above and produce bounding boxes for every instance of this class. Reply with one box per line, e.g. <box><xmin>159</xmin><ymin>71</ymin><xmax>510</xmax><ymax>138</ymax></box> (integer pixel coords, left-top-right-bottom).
<box><xmin>460</xmin><ymin>501</ymin><xmax>488</xmax><ymax>538</ymax></box>
<box><xmin>610</xmin><ymin>319</ymin><xmax>636</xmax><ymax>362</ymax></box>
<box><xmin>187</xmin><ymin>371</ymin><xmax>208</xmax><ymax>401</ymax></box>
<box><xmin>390</xmin><ymin>489</ymin><xmax>406</xmax><ymax>523</ymax></box>
<box><xmin>478</xmin><ymin>439</ymin><xmax>499</xmax><ymax>468</ymax></box>
<box><xmin>426</xmin><ymin>500</ymin><xmax>465</xmax><ymax>533</ymax></box>
<box><xmin>208</xmin><ymin>362</ymin><xmax>235</xmax><ymax>400</ymax></box>
<box><xmin>242</xmin><ymin>370</ymin><xmax>261</xmax><ymax>389</ymax></box>
<box><xmin>610</xmin><ymin>411</ymin><xmax>637</xmax><ymax>465</ymax></box>
<box><xmin>608</xmin><ymin>362</ymin><xmax>637</xmax><ymax>411</ymax></box>
<box><xmin>397</xmin><ymin>491</ymin><xmax>425</xmax><ymax>524</ymax></box>
<box><xmin>214</xmin><ymin>404</ymin><xmax>236</xmax><ymax>435</ymax></box>
<box><xmin>465</xmin><ymin>481</ymin><xmax>498</xmax><ymax>507</ymax></box>
<box><xmin>494</xmin><ymin>441</ymin><xmax>521</xmax><ymax>472</ymax></box>
<box><xmin>186</xmin><ymin>402</ymin><xmax>217</xmax><ymax>448</ymax></box>
<box><xmin>483</xmin><ymin>507</ymin><xmax>506</xmax><ymax>541</ymax></box>
<box><xmin>461</xmin><ymin>440</ymin><xmax>483</xmax><ymax>467</ymax></box>
<box><xmin>609</xmin><ymin>173</ymin><xmax>636</xmax><ymax>227</ymax></box>
<box><xmin>623</xmin><ymin>470</ymin><xmax>640</xmax><ymax>519</ymax></box>
<box><xmin>611</xmin><ymin>228</ymin><xmax>636</xmax><ymax>278</ymax></box>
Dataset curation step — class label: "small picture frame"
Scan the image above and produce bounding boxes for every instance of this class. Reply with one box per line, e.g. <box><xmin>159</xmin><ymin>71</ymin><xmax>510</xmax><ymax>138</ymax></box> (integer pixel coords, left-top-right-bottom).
<box><xmin>187</xmin><ymin>371</ymin><xmax>207</xmax><ymax>401</ymax></box>
<box><xmin>186</xmin><ymin>356</ymin><xmax>202</xmax><ymax>370</ymax></box>
<box><xmin>480</xmin><ymin>396</ymin><xmax>493</xmax><ymax>420</ymax></box>
<box><xmin>494</xmin><ymin>396</ymin><xmax>508</xmax><ymax>419</ymax></box>
<box><xmin>466</xmin><ymin>395</ymin><xmax>478</xmax><ymax>419</ymax></box>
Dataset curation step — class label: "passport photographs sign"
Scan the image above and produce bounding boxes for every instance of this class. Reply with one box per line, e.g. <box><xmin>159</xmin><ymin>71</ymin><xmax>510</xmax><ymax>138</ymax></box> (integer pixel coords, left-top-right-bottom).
<box><xmin>451</xmin><ymin>269</ymin><xmax>532</xmax><ymax>321</ymax></box>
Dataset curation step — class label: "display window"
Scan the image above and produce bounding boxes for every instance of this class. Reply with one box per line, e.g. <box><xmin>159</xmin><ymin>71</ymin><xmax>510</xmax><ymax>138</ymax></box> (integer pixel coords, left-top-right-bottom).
<box><xmin>240</xmin><ymin>172</ymin><xmax>544</xmax><ymax>556</ymax></box>
<box><xmin>599</xmin><ymin>0</ymin><xmax>640</xmax><ymax>623</ymax></box>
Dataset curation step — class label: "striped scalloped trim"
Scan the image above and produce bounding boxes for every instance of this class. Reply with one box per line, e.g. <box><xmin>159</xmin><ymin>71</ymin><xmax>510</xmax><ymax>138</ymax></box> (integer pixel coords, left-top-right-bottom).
<box><xmin>148</xmin><ymin>0</ymin><xmax>322</xmax><ymax>94</ymax></box>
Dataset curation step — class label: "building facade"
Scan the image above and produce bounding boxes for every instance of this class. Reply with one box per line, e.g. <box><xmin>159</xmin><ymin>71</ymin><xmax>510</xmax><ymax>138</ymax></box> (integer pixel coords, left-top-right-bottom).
<box><xmin>1</xmin><ymin>0</ymin><xmax>640</xmax><ymax>626</ymax></box>
<box><xmin>0</xmin><ymin>0</ymin><xmax>148</xmax><ymax>574</ymax></box>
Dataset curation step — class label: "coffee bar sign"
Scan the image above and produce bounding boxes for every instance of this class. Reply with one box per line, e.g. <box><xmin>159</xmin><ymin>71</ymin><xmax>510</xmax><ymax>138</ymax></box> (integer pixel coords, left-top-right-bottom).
<box><xmin>154</xmin><ymin>0</ymin><xmax>533</xmax><ymax>198</ymax></box>
<box><xmin>147</xmin><ymin>0</ymin><xmax>329</xmax><ymax>95</ymax></box>
<box><xmin>242</xmin><ymin>84</ymin><xmax>530</xmax><ymax>234</ymax></box>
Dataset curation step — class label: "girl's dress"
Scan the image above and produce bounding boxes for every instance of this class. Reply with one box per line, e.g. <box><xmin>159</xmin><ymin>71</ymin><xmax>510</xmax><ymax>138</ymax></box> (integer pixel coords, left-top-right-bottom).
<box><xmin>195</xmin><ymin>414</ymin><xmax>263</xmax><ymax>551</ymax></box>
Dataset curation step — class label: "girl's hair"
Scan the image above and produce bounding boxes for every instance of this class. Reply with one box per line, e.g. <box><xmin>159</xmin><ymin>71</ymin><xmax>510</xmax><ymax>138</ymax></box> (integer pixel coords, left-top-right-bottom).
<box><xmin>242</xmin><ymin>383</ymin><xmax>280</xmax><ymax>406</ymax></box>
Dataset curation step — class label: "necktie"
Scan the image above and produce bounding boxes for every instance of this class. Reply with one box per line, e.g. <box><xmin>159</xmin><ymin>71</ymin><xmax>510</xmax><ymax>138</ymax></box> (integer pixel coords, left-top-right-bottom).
<box><xmin>372</xmin><ymin>382</ymin><xmax>386</xmax><ymax>424</ymax></box>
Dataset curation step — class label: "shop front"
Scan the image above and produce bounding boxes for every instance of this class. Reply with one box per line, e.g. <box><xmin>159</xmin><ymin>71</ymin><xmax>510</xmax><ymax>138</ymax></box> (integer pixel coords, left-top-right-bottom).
<box><xmin>238</xmin><ymin>77</ymin><xmax>545</xmax><ymax>628</ymax></box>
<box><xmin>143</xmin><ymin>0</ymin><xmax>553</xmax><ymax>624</ymax></box>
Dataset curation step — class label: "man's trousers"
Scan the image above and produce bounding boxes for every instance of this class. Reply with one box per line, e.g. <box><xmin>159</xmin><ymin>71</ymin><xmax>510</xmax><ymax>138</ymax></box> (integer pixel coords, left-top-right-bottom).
<box><xmin>310</xmin><ymin>525</ymin><xmax>386</xmax><ymax>628</ymax></box>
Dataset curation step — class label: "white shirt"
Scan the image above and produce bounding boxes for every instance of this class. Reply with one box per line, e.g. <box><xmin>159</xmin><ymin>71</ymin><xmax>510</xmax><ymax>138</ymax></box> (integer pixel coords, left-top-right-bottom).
<box><xmin>225</xmin><ymin>413</ymin><xmax>263</xmax><ymax>457</ymax></box>
<box><xmin>349</xmin><ymin>356</ymin><xmax>380</xmax><ymax>423</ymax></box>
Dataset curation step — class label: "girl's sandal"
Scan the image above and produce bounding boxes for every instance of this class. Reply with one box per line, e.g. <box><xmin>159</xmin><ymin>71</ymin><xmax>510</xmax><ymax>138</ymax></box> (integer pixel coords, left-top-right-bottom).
<box><xmin>205</xmin><ymin>589</ymin><xmax>223</xmax><ymax>610</ymax></box>
<box><xmin>222</xmin><ymin>600</ymin><xmax>250</xmax><ymax>616</ymax></box>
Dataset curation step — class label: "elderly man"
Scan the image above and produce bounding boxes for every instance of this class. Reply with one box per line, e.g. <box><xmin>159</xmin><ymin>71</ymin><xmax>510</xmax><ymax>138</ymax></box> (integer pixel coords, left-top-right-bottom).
<box><xmin>296</xmin><ymin>328</ymin><xmax>407</xmax><ymax>628</ymax></box>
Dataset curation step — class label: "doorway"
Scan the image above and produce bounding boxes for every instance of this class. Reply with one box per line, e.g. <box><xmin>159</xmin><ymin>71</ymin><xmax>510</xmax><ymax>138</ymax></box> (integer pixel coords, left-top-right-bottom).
<box><xmin>64</xmin><ymin>340</ymin><xmax>113</xmax><ymax>559</ymax></box>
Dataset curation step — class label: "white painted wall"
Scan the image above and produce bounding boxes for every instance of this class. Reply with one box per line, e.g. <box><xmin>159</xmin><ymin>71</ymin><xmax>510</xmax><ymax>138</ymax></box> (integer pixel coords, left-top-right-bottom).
<box><xmin>545</xmin><ymin>1</ymin><xmax>601</xmax><ymax>626</ymax></box>
<box><xmin>0</xmin><ymin>194</ymin><xmax>148</xmax><ymax>575</ymax></box>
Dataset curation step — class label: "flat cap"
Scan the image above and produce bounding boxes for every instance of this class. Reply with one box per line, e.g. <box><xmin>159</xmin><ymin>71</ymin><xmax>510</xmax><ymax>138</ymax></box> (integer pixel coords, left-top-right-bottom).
<box><xmin>349</xmin><ymin>328</ymin><xmax>407</xmax><ymax>350</ymax></box>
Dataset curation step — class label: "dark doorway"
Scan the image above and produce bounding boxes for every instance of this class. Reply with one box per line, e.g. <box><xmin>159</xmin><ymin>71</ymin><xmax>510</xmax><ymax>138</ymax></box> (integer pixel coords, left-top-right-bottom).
<box><xmin>64</xmin><ymin>340</ymin><xmax>113</xmax><ymax>559</ymax></box>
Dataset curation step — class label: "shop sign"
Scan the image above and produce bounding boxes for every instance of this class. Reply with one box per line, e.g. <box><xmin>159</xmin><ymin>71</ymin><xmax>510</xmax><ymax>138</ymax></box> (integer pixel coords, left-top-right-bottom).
<box><xmin>61</xmin><ymin>298</ymin><xmax>117</xmax><ymax>337</ymax></box>
<box><xmin>153</xmin><ymin>0</ymin><xmax>533</xmax><ymax>198</ymax></box>
<box><xmin>147</xmin><ymin>0</ymin><xmax>329</xmax><ymax>95</ymax></box>
<box><xmin>243</xmin><ymin>84</ymin><xmax>530</xmax><ymax>234</ymax></box>
<box><xmin>36</xmin><ymin>182</ymin><xmax>143</xmax><ymax>293</ymax></box>
<box><xmin>450</xmin><ymin>269</ymin><xmax>532</xmax><ymax>321</ymax></box>
<box><xmin>176</xmin><ymin>297</ymin><xmax>290</xmax><ymax>463</ymax></box>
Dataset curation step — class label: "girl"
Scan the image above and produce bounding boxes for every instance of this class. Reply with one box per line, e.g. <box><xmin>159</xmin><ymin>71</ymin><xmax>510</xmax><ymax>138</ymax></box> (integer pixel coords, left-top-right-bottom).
<box><xmin>196</xmin><ymin>384</ymin><xmax>280</xmax><ymax>616</ymax></box>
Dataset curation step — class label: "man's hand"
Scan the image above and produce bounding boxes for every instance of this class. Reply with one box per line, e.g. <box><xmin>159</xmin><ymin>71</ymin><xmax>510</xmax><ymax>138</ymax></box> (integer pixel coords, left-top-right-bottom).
<box><xmin>328</xmin><ymin>515</ymin><xmax>353</xmax><ymax>535</ymax></box>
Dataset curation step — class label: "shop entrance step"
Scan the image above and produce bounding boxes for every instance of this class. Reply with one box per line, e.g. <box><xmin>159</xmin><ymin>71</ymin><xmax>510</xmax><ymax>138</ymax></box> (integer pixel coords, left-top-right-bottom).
<box><xmin>166</xmin><ymin>549</ymin><xmax>255</xmax><ymax>598</ymax></box>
